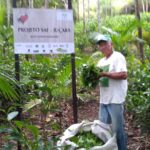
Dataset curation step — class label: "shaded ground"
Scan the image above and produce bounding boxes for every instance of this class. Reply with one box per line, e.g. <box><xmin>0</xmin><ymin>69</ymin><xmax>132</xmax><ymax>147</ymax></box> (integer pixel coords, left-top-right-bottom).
<box><xmin>0</xmin><ymin>97</ymin><xmax>150</xmax><ymax>150</ymax></box>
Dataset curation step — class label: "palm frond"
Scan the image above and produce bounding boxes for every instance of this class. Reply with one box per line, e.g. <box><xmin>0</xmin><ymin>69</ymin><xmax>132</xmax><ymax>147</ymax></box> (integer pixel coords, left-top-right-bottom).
<box><xmin>0</xmin><ymin>75</ymin><xmax>19</xmax><ymax>100</ymax></box>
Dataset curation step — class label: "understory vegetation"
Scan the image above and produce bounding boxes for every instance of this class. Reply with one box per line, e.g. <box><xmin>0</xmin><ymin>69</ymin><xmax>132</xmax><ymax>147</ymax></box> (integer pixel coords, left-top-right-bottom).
<box><xmin>0</xmin><ymin>3</ymin><xmax>150</xmax><ymax>149</ymax></box>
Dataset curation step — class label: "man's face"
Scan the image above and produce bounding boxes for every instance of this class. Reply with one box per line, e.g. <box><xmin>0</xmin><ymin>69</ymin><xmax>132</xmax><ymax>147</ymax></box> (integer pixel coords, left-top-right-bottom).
<box><xmin>98</xmin><ymin>41</ymin><xmax>112</xmax><ymax>53</ymax></box>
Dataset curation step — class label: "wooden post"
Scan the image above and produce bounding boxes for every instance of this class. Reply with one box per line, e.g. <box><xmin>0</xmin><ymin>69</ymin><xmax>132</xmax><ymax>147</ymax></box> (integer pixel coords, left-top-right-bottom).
<box><xmin>13</xmin><ymin>0</ymin><xmax>22</xmax><ymax>150</ymax></box>
<box><xmin>68</xmin><ymin>0</ymin><xmax>78</xmax><ymax>123</ymax></box>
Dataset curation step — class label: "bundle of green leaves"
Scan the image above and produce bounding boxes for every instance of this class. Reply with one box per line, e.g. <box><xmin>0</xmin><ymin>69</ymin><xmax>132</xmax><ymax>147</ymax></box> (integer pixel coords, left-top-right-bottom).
<box><xmin>68</xmin><ymin>131</ymin><xmax>104</xmax><ymax>149</ymax></box>
<box><xmin>81</xmin><ymin>64</ymin><xmax>103</xmax><ymax>88</ymax></box>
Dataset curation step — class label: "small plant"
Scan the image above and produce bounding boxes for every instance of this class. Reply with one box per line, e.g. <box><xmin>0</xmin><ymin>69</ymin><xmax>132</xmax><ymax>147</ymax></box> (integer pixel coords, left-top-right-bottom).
<box><xmin>127</xmin><ymin>58</ymin><xmax>150</xmax><ymax>133</ymax></box>
<box><xmin>0</xmin><ymin>112</ymin><xmax>59</xmax><ymax>150</ymax></box>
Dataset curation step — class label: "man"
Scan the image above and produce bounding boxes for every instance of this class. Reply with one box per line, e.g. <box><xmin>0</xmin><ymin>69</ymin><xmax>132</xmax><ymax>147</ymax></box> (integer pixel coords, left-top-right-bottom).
<box><xmin>96</xmin><ymin>34</ymin><xmax>128</xmax><ymax>150</ymax></box>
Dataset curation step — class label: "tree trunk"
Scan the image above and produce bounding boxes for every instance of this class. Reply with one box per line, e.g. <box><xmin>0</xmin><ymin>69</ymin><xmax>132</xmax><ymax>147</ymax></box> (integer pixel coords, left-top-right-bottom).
<box><xmin>87</xmin><ymin>0</ymin><xmax>90</xmax><ymax>22</ymax></box>
<box><xmin>44</xmin><ymin>0</ymin><xmax>48</xmax><ymax>8</ymax></box>
<box><xmin>105</xmin><ymin>5</ymin><xmax>108</xmax><ymax>16</ymax></box>
<box><xmin>142</xmin><ymin>0</ymin><xmax>145</xmax><ymax>13</ymax></box>
<box><xmin>29</xmin><ymin>0</ymin><xmax>33</xmax><ymax>8</ymax></box>
<box><xmin>110</xmin><ymin>0</ymin><xmax>112</xmax><ymax>16</ymax></box>
<box><xmin>97</xmin><ymin>0</ymin><xmax>100</xmax><ymax>32</ymax></box>
<box><xmin>145</xmin><ymin>0</ymin><xmax>148</xmax><ymax>12</ymax></box>
<box><xmin>77</xmin><ymin>0</ymin><xmax>79</xmax><ymax>20</ymax></box>
<box><xmin>135</xmin><ymin>0</ymin><xmax>144</xmax><ymax>63</ymax></box>
<box><xmin>125</xmin><ymin>6</ymin><xmax>128</xmax><ymax>14</ymax></box>
<box><xmin>21</xmin><ymin>0</ymin><xmax>27</xmax><ymax>7</ymax></box>
<box><xmin>83</xmin><ymin>0</ymin><xmax>86</xmax><ymax>32</ymax></box>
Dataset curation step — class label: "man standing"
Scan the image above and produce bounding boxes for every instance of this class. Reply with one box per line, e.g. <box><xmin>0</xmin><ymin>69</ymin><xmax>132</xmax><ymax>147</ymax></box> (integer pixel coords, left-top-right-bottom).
<box><xmin>96</xmin><ymin>34</ymin><xmax>128</xmax><ymax>150</ymax></box>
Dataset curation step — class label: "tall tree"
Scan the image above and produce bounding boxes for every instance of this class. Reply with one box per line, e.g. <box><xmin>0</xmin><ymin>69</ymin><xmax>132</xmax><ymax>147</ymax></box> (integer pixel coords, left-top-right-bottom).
<box><xmin>29</xmin><ymin>0</ymin><xmax>33</xmax><ymax>8</ymax></box>
<box><xmin>77</xmin><ymin>0</ymin><xmax>79</xmax><ymax>20</ymax></box>
<box><xmin>125</xmin><ymin>5</ymin><xmax>128</xmax><ymax>14</ymax></box>
<box><xmin>145</xmin><ymin>0</ymin><xmax>148</xmax><ymax>12</ymax></box>
<box><xmin>83</xmin><ymin>0</ymin><xmax>86</xmax><ymax>32</ymax></box>
<box><xmin>110</xmin><ymin>0</ymin><xmax>112</xmax><ymax>16</ymax></box>
<box><xmin>44</xmin><ymin>0</ymin><xmax>48</xmax><ymax>8</ymax></box>
<box><xmin>87</xmin><ymin>0</ymin><xmax>90</xmax><ymax>22</ymax></box>
<box><xmin>142</xmin><ymin>0</ymin><xmax>145</xmax><ymax>12</ymax></box>
<box><xmin>135</xmin><ymin>0</ymin><xmax>144</xmax><ymax>63</ymax></box>
<box><xmin>20</xmin><ymin>0</ymin><xmax>28</xmax><ymax>7</ymax></box>
<box><xmin>72</xmin><ymin>0</ymin><xmax>79</xmax><ymax>21</ymax></box>
<box><xmin>97</xmin><ymin>0</ymin><xmax>100</xmax><ymax>32</ymax></box>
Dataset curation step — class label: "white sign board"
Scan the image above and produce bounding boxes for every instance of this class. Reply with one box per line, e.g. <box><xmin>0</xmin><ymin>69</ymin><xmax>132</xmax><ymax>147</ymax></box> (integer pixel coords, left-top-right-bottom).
<box><xmin>13</xmin><ymin>8</ymin><xmax>74</xmax><ymax>54</ymax></box>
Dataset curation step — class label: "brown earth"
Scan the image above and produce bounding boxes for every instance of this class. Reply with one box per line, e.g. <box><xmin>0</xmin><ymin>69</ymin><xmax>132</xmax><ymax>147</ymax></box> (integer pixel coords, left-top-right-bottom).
<box><xmin>0</xmin><ymin>94</ymin><xmax>150</xmax><ymax>150</ymax></box>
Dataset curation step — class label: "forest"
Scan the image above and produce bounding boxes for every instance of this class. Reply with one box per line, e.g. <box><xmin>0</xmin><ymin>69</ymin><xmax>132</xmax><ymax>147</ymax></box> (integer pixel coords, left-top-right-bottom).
<box><xmin>0</xmin><ymin>0</ymin><xmax>150</xmax><ymax>149</ymax></box>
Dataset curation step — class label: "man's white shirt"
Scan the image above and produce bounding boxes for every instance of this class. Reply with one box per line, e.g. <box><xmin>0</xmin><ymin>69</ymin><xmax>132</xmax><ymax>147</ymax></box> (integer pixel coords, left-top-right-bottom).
<box><xmin>97</xmin><ymin>51</ymin><xmax>128</xmax><ymax>104</ymax></box>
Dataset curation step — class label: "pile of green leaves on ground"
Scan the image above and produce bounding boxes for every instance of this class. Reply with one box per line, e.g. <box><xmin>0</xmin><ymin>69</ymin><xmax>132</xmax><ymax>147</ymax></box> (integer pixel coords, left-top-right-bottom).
<box><xmin>68</xmin><ymin>131</ymin><xmax>104</xmax><ymax>149</ymax></box>
<box><xmin>81</xmin><ymin>64</ymin><xmax>102</xmax><ymax>89</ymax></box>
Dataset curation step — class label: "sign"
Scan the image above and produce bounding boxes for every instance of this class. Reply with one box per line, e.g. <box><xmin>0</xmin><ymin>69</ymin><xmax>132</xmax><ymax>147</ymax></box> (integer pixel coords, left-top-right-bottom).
<box><xmin>13</xmin><ymin>8</ymin><xmax>74</xmax><ymax>54</ymax></box>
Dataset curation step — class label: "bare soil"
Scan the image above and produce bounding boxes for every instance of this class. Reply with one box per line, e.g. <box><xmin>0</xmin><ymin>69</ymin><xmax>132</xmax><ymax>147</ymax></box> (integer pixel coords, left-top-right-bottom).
<box><xmin>0</xmin><ymin>97</ymin><xmax>150</xmax><ymax>150</ymax></box>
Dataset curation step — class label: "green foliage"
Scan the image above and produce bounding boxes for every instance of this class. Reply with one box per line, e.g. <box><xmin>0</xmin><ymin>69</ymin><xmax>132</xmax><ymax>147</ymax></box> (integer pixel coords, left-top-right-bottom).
<box><xmin>69</xmin><ymin>130</ymin><xmax>104</xmax><ymax>149</ymax></box>
<box><xmin>0</xmin><ymin>1</ymin><xmax>6</xmax><ymax>25</ymax></box>
<box><xmin>101</xmin><ymin>15</ymin><xmax>138</xmax><ymax>54</ymax></box>
<box><xmin>0</xmin><ymin>25</ymin><xmax>13</xmax><ymax>57</ymax></box>
<box><xmin>21</xmin><ymin>55</ymin><xmax>72</xmax><ymax>101</ymax></box>
<box><xmin>101</xmin><ymin>14</ymin><xmax>150</xmax><ymax>56</ymax></box>
<box><xmin>19</xmin><ymin>0</ymin><xmax>65</xmax><ymax>8</ymax></box>
<box><xmin>81</xmin><ymin>64</ymin><xmax>102</xmax><ymax>89</ymax></box>
<box><xmin>48</xmin><ymin>0</ymin><xmax>65</xmax><ymax>8</ymax></box>
<box><xmin>75</xmin><ymin>50</ymin><xmax>102</xmax><ymax>90</ymax></box>
<box><xmin>86</xmin><ymin>19</ymin><xmax>98</xmax><ymax>32</ymax></box>
<box><xmin>142</xmin><ymin>31</ymin><xmax>150</xmax><ymax>45</ymax></box>
<box><xmin>0</xmin><ymin>121</ymin><xmax>58</xmax><ymax>150</ymax></box>
<box><xmin>0</xmin><ymin>7</ymin><xmax>150</xmax><ymax>143</ymax></box>
<box><xmin>127</xmin><ymin>57</ymin><xmax>150</xmax><ymax>133</ymax></box>
<box><xmin>0</xmin><ymin>72</ymin><xmax>26</xmax><ymax>125</ymax></box>
<box><xmin>0</xmin><ymin>73</ymin><xmax>19</xmax><ymax>101</ymax></box>
<box><xmin>74</xmin><ymin>21</ymin><xmax>91</xmax><ymax>50</ymax></box>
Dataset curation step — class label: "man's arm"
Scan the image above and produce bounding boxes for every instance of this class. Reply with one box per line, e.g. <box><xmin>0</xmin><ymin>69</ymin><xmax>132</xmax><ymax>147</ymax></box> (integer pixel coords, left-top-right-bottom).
<box><xmin>100</xmin><ymin>71</ymin><xmax>127</xmax><ymax>80</ymax></box>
